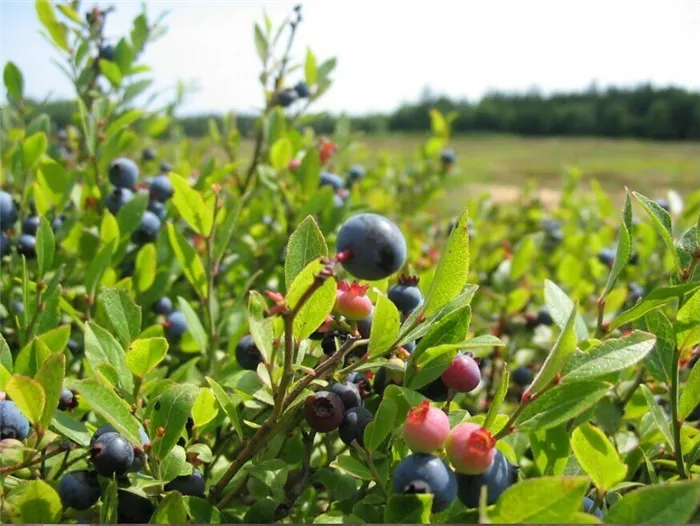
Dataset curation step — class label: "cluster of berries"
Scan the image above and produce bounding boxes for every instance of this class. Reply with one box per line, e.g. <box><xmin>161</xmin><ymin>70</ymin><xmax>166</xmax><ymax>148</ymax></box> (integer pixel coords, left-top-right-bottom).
<box><xmin>152</xmin><ymin>297</ymin><xmax>188</xmax><ymax>341</ymax></box>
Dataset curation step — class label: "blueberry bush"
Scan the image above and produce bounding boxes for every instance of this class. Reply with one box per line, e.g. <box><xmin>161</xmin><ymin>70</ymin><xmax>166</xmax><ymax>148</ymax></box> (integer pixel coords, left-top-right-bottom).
<box><xmin>1</xmin><ymin>2</ymin><xmax>700</xmax><ymax>524</ymax></box>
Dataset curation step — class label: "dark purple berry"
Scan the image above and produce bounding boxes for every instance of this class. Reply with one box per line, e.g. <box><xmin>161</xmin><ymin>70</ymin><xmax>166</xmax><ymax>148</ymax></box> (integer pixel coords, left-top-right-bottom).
<box><xmin>304</xmin><ymin>391</ymin><xmax>345</xmax><ymax>433</ymax></box>
<box><xmin>58</xmin><ymin>388</ymin><xmax>78</xmax><ymax>411</ymax></box>
<box><xmin>117</xmin><ymin>490</ymin><xmax>155</xmax><ymax>524</ymax></box>
<box><xmin>339</xmin><ymin>406</ymin><xmax>373</xmax><ymax>446</ymax></box>
<box><xmin>164</xmin><ymin>468</ymin><xmax>205</xmax><ymax>497</ymax></box>
<box><xmin>235</xmin><ymin>335</ymin><xmax>263</xmax><ymax>371</ymax></box>
<box><xmin>58</xmin><ymin>470</ymin><xmax>100</xmax><ymax>510</ymax></box>
<box><xmin>330</xmin><ymin>381</ymin><xmax>361</xmax><ymax>411</ymax></box>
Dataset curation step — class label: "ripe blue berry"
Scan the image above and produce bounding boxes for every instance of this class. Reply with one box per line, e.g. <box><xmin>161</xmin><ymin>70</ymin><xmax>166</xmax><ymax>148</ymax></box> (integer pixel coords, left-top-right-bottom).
<box><xmin>347</xmin><ymin>164</ymin><xmax>366</xmax><ymax>186</ymax></box>
<box><xmin>330</xmin><ymin>381</ymin><xmax>362</xmax><ymax>411</ymax></box>
<box><xmin>149</xmin><ymin>175</ymin><xmax>174</xmax><ymax>202</ymax></box>
<box><xmin>304</xmin><ymin>391</ymin><xmax>345</xmax><ymax>433</ymax></box>
<box><xmin>333</xmin><ymin>193</ymin><xmax>345</xmax><ymax>208</ymax></box>
<box><xmin>294</xmin><ymin>81</ymin><xmax>310</xmax><ymax>98</ymax></box>
<box><xmin>106</xmin><ymin>187</ymin><xmax>134</xmax><ymax>215</ymax></box>
<box><xmin>52</xmin><ymin>215</ymin><xmax>65</xmax><ymax>232</ymax></box>
<box><xmin>320</xmin><ymin>171</ymin><xmax>344</xmax><ymax>191</ymax></box>
<box><xmin>597</xmin><ymin>247</ymin><xmax>615</xmax><ymax>267</ymax></box>
<box><xmin>153</xmin><ymin>297</ymin><xmax>173</xmax><ymax>316</ymax></box>
<box><xmin>58</xmin><ymin>470</ymin><xmax>101</xmax><ymax>510</ymax></box>
<box><xmin>336</xmin><ymin>213</ymin><xmax>407</xmax><ymax>281</ymax></box>
<box><xmin>58</xmin><ymin>388</ymin><xmax>78</xmax><ymax>411</ymax></box>
<box><xmin>403</xmin><ymin>340</ymin><xmax>416</xmax><ymax>353</ymax></box>
<box><xmin>629</xmin><ymin>282</ymin><xmax>645</xmax><ymax>303</ymax></box>
<box><xmin>321</xmin><ymin>332</ymin><xmax>348</xmax><ymax>356</ymax></box>
<box><xmin>109</xmin><ymin>158</ymin><xmax>139</xmax><ymax>189</ymax></box>
<box><xmin>160</xmin><ymin>161</ymin><xmax>173</xmax><ymax>173</ymax></box>
<box><xmin>142</xmin><ymin>148</ymin><xmax>158</xmax><ymax>162</ymax></box>
<box><xmin>0</xmin><ymin>400</ymin><xmax>31</xmax><ymax>440</ymax></box>
<box><xmin>512</xmin><ymin>366</ymin><xmax>533</xmax><ymax>387</ymax></box>
<box><xmin>235</xmin><ymin>334</ymin><xmax>263</xmax><ymax>371</ymax></box>
<box><xmin>339</xmin><ymin>406</ymin><xmax>373</xmax><ymax>447</ymax></box>
<box><xmin>117</xmin><ymin>490</ymin><xmax>155</xmax><ymax>524</ymax></box>
<box><xmin>655</xmin><ymin>199</ymin><xmax>670</xmax><ymax>212</ymax></box>
<box><xmin>91</xmin><ymin>424</ymin><xmax>149</xmax><ymax>446</ymax></box>
<box><xmin>388</xmin><ymin>275</ymin><xmax>423</xmax><ymax>315</ymax></box>
<box><xmin>456</xmin><ymin>450</ymin><xmax>517</xmax><ymax>508</ymax></box>
<box><xmin>346</xmin><ymin>372</ymin><xmax>371</xmax><ymax>398</ymax></box>
<box><xmin>374</xmin><ymin>358</ymin><xmax>405</xmax><ymax>396</ymax></box>
<box><xmin>165</xmin><ymin>468</ymin><xmax>205</xmax><ymax>497</ymax></box>
<box><xmin>583</xmin><ymin>497</ymin><xmax>604</xmax><ymax>519</ymax></box>
<box><xmin>67</xmin><ymin>338</ymin><xmax>82</xmax><ymax>354</ymax></box>
<box><xmin>99</xmin><ymin>45</ymin><xmax>115</xmax><ymax>61</ymax></box>
<box><xmin>0</xmin><ymin>190</ymin><xmax>18</xmax><ymax>227</ymax></box>
<box><xmin>165</xmin><ymin>310</ymin><xmax>187</xmax><ymax>338</ymax></box>
<box><xmin>90</xmin><ymin>432</ymin><xmax>135</xmax><ymax>477</ymax></box>
<box><xmin>276</xmin><ymin>89</ymin><xmax>298</xmax><ymax>107</ymax></box>
<box><xmin>357</xmin><ymin>311</ymin><xmax>373</xmax><ymax>339</ymax></box>
<box><xmin>0</xmin><ymin>232</ymin><xmax>10</xmax><ymax>258</ymax></box>
<box><xmin>392</xmin><ymin>453</ymin><xmax>457</xmax><ymax>512</ymax></box>
<box><xmin>440</xmin><ymin>148</ymin><xmax>457</xmax><ymax>165</ymax></box>
<box><xmin>147</xmin><ymin>200</ymin><xmax>167</xmax><ymax>221</ymax></box>
<box><xmin>417</xmin><ymin>376</ymin><xmax>449</xmax><ymax>402</ymax></box>
<box><xmin>17</xmin><ymin>234</ymin><xmax>36</xmax><ymax>259</ymax></box>
<box><xmin>22</xmin><ymin>216</ymin><xmax>40</xmax><ymax>236</ymax></box>
<box><xmin>536</xmin><ymin>306</ymin><xmax>553</xmax><ymax>326</ymax></box>
<box><xmin>131</xmin><ymin>210</ymin><xmax>161</xmax><ymax>245</ymax></box>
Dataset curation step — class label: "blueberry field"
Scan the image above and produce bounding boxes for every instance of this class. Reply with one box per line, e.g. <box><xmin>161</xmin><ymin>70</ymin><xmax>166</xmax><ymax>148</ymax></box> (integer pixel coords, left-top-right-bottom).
<box><xmin>1</xmin><ymin>2</ymin><xmax>700</xmax><ymax>525</ymax></box>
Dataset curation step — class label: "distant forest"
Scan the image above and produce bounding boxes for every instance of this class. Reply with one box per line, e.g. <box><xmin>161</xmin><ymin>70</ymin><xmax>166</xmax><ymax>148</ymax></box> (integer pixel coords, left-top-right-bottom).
<box><xmin>32</xmin><ymin>83</ymin><xmax>700</xmax><ymax>141</ymax></box>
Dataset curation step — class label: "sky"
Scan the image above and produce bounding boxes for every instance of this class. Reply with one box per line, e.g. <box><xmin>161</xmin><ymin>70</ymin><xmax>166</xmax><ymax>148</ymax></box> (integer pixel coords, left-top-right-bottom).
<box><xmin>1</xmin><ymin>0</ymin><xmax>700</xmax><ymax>116</ymax></box>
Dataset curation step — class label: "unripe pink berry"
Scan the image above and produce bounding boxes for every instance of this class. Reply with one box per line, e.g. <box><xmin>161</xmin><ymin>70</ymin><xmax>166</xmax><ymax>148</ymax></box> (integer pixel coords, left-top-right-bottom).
<box><xmin>288</xmin><ymin>158</ymin><xmax>301</xmax><ymax>171</ymax></box>
<box><xmin>445</xmin><ymin>422</ymin><xmax>496</xmax><ymax>474</ymax></box>
<box><xmin>441</xmin><ymin>353</ymin><xmax>481</xmax><ymax>392</ymax></box>
<box><xmin>335</xmin><ymin>281</ymin><xmax>373</xmax><ymax>321</ymax></box>
<box><xmin>403</xmin><ymin>400</ymin><xmax>450</xmax><ymax>453</ymax></box>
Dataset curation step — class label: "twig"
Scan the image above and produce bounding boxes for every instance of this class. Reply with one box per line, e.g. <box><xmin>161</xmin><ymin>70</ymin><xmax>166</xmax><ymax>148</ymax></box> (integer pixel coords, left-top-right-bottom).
<box><xmin>352</xmin><ymin>441</ymin><xmax>388</xmax><ymax>499</ymax></box>
<box><xmin>493</xmin><ymin>383</ymin><xmax>554</xmax><ymax>440</ymax></box>
<box><xmin>670</xmin><ymin>348</ymin><xmax>688</xmax><ymax>479</ymax></box>
<box><xmin>595</xmin><ymin>296</ymin><xmax>606</xmax><ymax>338</ymax></box>
<box><xmin>0</xmin><ymin>443</ymin><xmax>70</xmax><ymax>474</ymax></box>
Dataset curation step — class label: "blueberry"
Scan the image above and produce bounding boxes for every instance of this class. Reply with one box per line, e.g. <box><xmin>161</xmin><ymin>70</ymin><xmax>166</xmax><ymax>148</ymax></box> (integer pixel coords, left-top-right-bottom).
<box><xmin>0</xmin><ymin>190</ymin><xmax>18</xmax><ymax>227</ymax></box>
<box><xmin>153</xmin><ymin>297</ymin><xmax>173</xmax><ymax>316</ymax></box>
<box><xmin>145</xmin><ymin>200</ymin><xmax>166</xmax><ymax>222</ymax></box>
<box><xmin>339</xmin><ymin>406</ymin><xmax>373</xmax><ymax>446</ymax></box>
<box><xmin>67</xmin><ymin>338</ymin><xmax>82</xmax><ymax>354</ymax></box>
<box><xmin>583</xmin><ymin>497</ymin><xmax>604</xmax><ymax>519</ymax></box>
<box><xmin>164</xmin><ymin>468</ymin><xmax>205</xmax><ymax>497</ymax></box>
<box><xmin>512</xmin><ymin>366</ymin><xmax>533</xmax><ymax>387</ymax></box>
<box><xmin>21</xmin><ymin>216</ymin><xmax>41</xmax><ymax>236</ymax></box>
<box><xmin>276</xmin><ymin>89</ymin><xmax>298</xmax><ymax>107</ymax></box>
<box><xmin>149</xmin><ymin>174</ymin><xmax>174</xmax><ymax>202</ymax></box>
<box><xmin>336</xmin><ymin>213</ymin><xmax>407</xmax><ymax>281</ymax></box>
<box><xmin>58</xmin><ymin>388</ymin><xmax>78</xmax><ymax>411</ymax></box>
<box><xmin>456</xmin><ymin>450</ymin><xmax>517</xmax><ymax>508</ymax></box>
<box><xmin>656</xmin><ymin>199</ymin><xmax>670</xmax><ymax>212</ymax></box>
<box><xmin>52</xmin><ymin>215</ymin><xmax>65</xmax><ymax>232</ymax></box>
<box><xmin>58</xmin><ymin>470</ymin><xmax>100</xmax><ymax>510</ymax></box>
<box><xmin>321</xmin><ymin>332</ymin><xmax>348</xmax><ymax>356</ymax></box>
<box><xmin>105</xmin><ymin>187</ymin><xmax>134</xmax><ymax>215</ymax></box>
<box><xmin>440</xmin><ymin>148</ymin><xmax>457</xmax><ymax>165</ymax></box>
<box><xmin>165</xmin><ymin>310</ymin><xmax>187</xmax><ymax>338</ymax></box>
<box><xmin>392</xmin><ymin>453</ymin><xmax>457</xmax><ymax>512</ymax></box>
<box><xmin>357</xmin><ymin>311</ymin><xmax>373</xmax><ymax>339</ymax></box>
<box><xmin>0</xmin><ymin>232</ymin><xmax>10</xmax><ymax>258</ymax></box>
<box><xmin>90</xmin><ymin>432</ymin><xmax>135</xmax><ymax>477</ymax></box>
<box><xmin>304</xmin><ymin>391</ymin><xmax>345</xmax><ymax>433</ymax></box>
<box><xmin>330</xmin><ymin>381</ymin><xmax>362</xmax><ymax>411</ymax></box>
<box><xmin>333</xmin><ymin>194</ymin><xmax>345</xmax><ymax>208</ymax></box>
<box><xmin>629</xmin><ymin>252</ymin><xmax>639</xmax><ymax>265</ymax></box>
<box><xmin>597</xmin><ymin>247</ymin><xmax>616</xmax><ymax>267</ymax></box>
<box><xmin>629</xmin><ymin>282</ymin><xmax>645</xmax><ymax>303</ymax></box>
<box><xmin>108</xmin><ymin>158</ymin><xmax>139</xmax><ymax>189</ymax></box>
<box><xmin>160</xmin><ymin>161</ymin><xmax>173</xmax><ymax>173</ymax></box>
<box><xmin>687</xmin><ymin>402</ymin><xmax>700</xmax><ymax>422</ymax></box>
<box><xmin>347</xmin><ymin>165</ymin><xmax>366</xmax><ymax>186</ymax></box>
<box><xmin>417</xmin><ymin>376</ymin><xmax>449</xmax><ymax>402</ymax></box>
<box><xmin>403</xmin><ymin>341</ymin><xmax>416</xmax><ymax>353</ymax></box>
<box><xmin>320</xmin><ymin>171</ymin><xmax>344</xmax><ymax>191</ymax></box>
<box><xmin>235</xmin><ymin>334</ymin><xmax>264</xmax><ymax>371</ymax></box>
<box><xmin>142</xmin><ymin>148</ymin><xmax>157</xmax><ymax>162</ymax></box>
<box><xmin>99</xmin><ymin>45</ymin><xmax>115</xmax><ymax>61</ymax></box>
<box><xmin>17</xmin><ymin>234</ymin><xmax>36</xmax><ymax>259</ymax></box>
<box><xmin>0</xmin><ymin>400</ymin><xmax>31</xmax><ymax>440</ymax></box>
<box><xmin>374</xmin><ymin>358</ymin><xmax>405</xmax><ymax>396</ymax></box>
<box><xmin>294</xmin><ymin>81</ymin><xmax>310</xmax><ymax>98</ymax></box>
<box><xmin>131</xmin><ymin>210</ymin><xmax>161</xmax><ymax>245</ymax></box>
<box><xmin>388</xmin><ymin>276</ymin><xmax>423</xmax><ymax>315</ymax></box>
<box><xmin>536</xmin><ymin>307</ymin><xmax>553</xmax><ymax>326</ymax></box>
<box><xmin>117</xmin><ymin>490</ymin><xmax>155</xmax><ymax>524</ymax></box>
<box><xmin>10</xmin><ymin>300</ymin><xmax>24</xmax><ymax>315</ymax></box>
<box><xmin>57</xmin><ymin>129</ymin><xmax>68</xmax><ymax>142</ymax></box>
<box><xmin>346</xmin><ymin>372</ymin><xmax>371</xmax><ymax>398</ymax></box>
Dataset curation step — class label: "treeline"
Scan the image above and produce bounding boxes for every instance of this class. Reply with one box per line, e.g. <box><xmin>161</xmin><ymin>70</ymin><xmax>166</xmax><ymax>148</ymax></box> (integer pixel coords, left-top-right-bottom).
<box><xmin>28</xmin><ymin>83</ymin><xmax>700</xmax><ymax>140</ymax></box>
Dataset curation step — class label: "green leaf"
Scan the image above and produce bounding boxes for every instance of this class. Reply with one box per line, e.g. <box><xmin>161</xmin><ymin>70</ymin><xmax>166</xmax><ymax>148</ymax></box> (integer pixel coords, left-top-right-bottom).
<box><xmin>313</xmin><ymin>512</ymin><xmax>365</xmax><ymax>524</ymax></box>
<box><xmin>35</xmin><ymin>0</ymin><xmax>69</xmax><ymax>51</ymax></box>
<box><xmin>126</xmin><ymin>337</ymin><xmax>168</xmax><ymax>377</ymax></box>
<box><xmin>680</xmin><ymin>357</ymin><xmax>700</xmax><ymax>421</ymax></box>
<box><xmin>105</xmin><ymin>109</ymin><xmax>144</xmax><ymax>139</ymax></box>
<box><xmin>206</xmin><ymin>378</ymin><xmax>243</xmax><ymax>439</ymax></box>
<box><xmin>99</xmin><ymin>59</ymin><xmax>122</xmax><ymax>88</ymax></box>
<box><xmin>284</xmin><ymin>216</ymin><xmax>328</xmax><ymax>289</ymax></box>
<box><xmin>602</xmin><ymin>191</ymin><xmax>633</xmax><ymax>297</ymax></box>
<box><xmin>170</xmin><ymin>173</ymin><xmax>213</xmax><ymax>236</ymax></box>
<box><xmin>0</xmin><ymin>334</ymin><xmax>12</xmax><ymax>372</ymax></box>
<box><xmin>248</xmin><ymin>291</ymin><xmax>274</xmax><ymax>363</ymax></box>
<box><xmin>633</xmin><ymin>191</ymin><xmax>683</xmax><ymax>275</ymax></box>
<box><xmin>562</xmin><ymin>331</ymin><xmax>656</xmax><ymax>382</ymax></box>
<box><xmin>305</xmin><ymin>48</ymin><xmax>318</xmax><ymax>85</ymax></box>
<box><xmin>100</xmin><ymin>479</ymin><xmax>118</xmax><ymax>525</ymax></box>
<box><xmin>254</xmin><ymin>23</ymin><xmax>268</xmax><ymax>62</ymax></box>
<box><xmin>544</xmin><ymin>279</ymin><xmax>589</xmax><ymax>341</ymax></box>
<box><xmin>604</xmin><ymin>480</ymin><xmax>700</xmax><ymax>524</ymax></box>
<box><xmin>642</xmin><ymin>312</ymin><xmax>675</xmax><ymax>384</ymax></box>
<box><xmin>516</xmin><ymin>382</ymin><xmax>610</xmax><ymax>433</ymax></box>
<box><xmin>85</xmin><ymin>240</ymin><xmax>114</xmax><ymax>300</ymax></box>
<box><xmin>151</xmin><ymin>491</ymin><xmax>187</xmax><ymax>524</ymax></box>
<box><xmin>3</xmin><ymin>61</ymin><xmax>23</xmax><ymax>100</ymax></box>
<box><xmin>484</xmin><ymin>367</ymin><xmax>509</xmax><ymax>431</ymax></box>
<box><xmin>489</xmin><ymin>476</ymin><xmax>590</xmax><ymax>524</ymax></box>
<box><xmin>35</xmin><ymin>217</ymin><xmax>55</xmax><ymax>278</ymax></box>
<box><xmin>510</xmin><ymin>235</ymin><xmax>536</xmax><ymax>280</ymax></box>
<box><xmin>66</xmin><ymin>378</ymin><xmax>142</xmax><ymax>445</ymax></box>
<box><xmin>530</xmin><ymin>426</ymin><xmax>570</xmax><ymax>476</ymax></box>
<box><xmin>5</xmin><ymin>479</ymin><xmax>62</xmax><ymax>523</ymax></box>
<box><xmin>34</xmin><ymin>352</ymin><xmax>65</xmax><ymax>430</ymax></box>
<box><xmin>177</xmin><ymin>297</ymin><xmax>207</xmax><ymax>351</ymax></box>
<box><xmin>368</xmin><ymin>294</ymin><xmax>401</xmax><ymax>358</ymax></box>
<box><xmin>422</xmin><ymin>207</ymin><xmax>470</xmax><ymax>317</ymax></box>
<box><xmin>184</xmin><ymin>497</ymin><xmax>221</xmax><ymax>524</ymax></box>
<box><xmin>384</xmin><ymin>494</ymin><xmax>433</xmax><ymax>524</ymax></box>
<box><xmin>160</xmin><ymin>446</ymin><xmax>192</xmax><ymax>483</ymax></box>
<box><xmin>51</xmin><ymin>411</ymin><xmax>91</xmax><ymax>447</ymax></box>
<box><xmin>299</xmin><ymin>149</ymin><xmax>321</xmax><ymax>194</ymax></box>
<box><xmin>641</xmin><ymin>384</ymin><xmax>674</xmax><ymax>448</ymax></box>
<box><xmin>610</xmin><ymin>282</ymin><xmax>700</xmax><ymax>331</ymax></box>
<box><xmin>167</xmin><ymin>223</ymin><xmax>207</xmax><ymax>297</ymax></box>
<box><xmin>407</xmin><ymin>344</ymin><xmax>458</xmax><ymax>390</ymax></box>
<box><xmin>14</xmin><ymin>338</ymin><xmax>52</xmax><ymax>377</ymax></box>
<box><xmin>84</xmin><ymin>322</ymin><xmax>133</xmax><ymax>393</ymax></box>
<box><xmin>100</xmin><ymin>211</ymin><xmax>120</xmax><ymax>247</ymax></box>
<box><xmin>332</xmin><ymin>454</ymin><xmax>373</xmax><ymax>480</ymax></box>
<box><xmin>22</xmin><ymin>132</ymin><xmax>47</xmax><ymax>169</ymax></box>
<box><xmin>286</xmin><ymin>259</ymin><xmax>337</xmax><ymax>340</ymax></box>
<box><xmin>270</xmin><ymin>137</ymin><xmax>293</xmax><ymax>171</ymax></box>
<box><xmin>147</xmin><ymin>383</ymin><xmax>199</xmax><ymax>458</ymax></box>
<box><xmin>363</xmin><ymin>398</ymin><xmax>397</xmax><ymax>451</ymax></box>
<box><xmin>37</xmin><ymin>158</ymin><xmax>71</xmax><ymax>209</ymax></box>
<box><xmin>529</xmin><ymin>303</ymin><xmax>578</xmax><ymax>394</ymax></box>
<box><xmin>192</xmin><ymin>387</ymin><xmax>219</xmax><ymax>429</ymax></box>
<box><xmin>101</xmin><ymin>288</ymin><xmax>142</xmax><ymax>346</ymax></box>
<box><xmin>117</xmin><ymin>193</ymin><xmax>148</xmax><ymax>237</ymax></box>
<box><xmin>571</xmin><ymin>423</ymin><xmax>627</xmax><ymax>491</ymax></box>
<box><xmin>135</xmin><ymin>243</ymin><xmax>157</xmax><ymax>293</ymax></box>
<box><xmin>676</xmin><ymin>288</ymin><xmax>700</xmax><ymax>351</ymax></box>
<box><xmin>5</xmin><ymin>375</ymin><xmax>45</xmax><ymax>427</ymax></box>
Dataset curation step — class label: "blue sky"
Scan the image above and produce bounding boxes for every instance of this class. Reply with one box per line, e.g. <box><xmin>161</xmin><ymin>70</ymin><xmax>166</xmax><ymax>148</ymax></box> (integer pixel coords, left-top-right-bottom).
<box><xmin>2</xmin><ymin>0</ymin><xmax>699</xmax><ymax>115</ymax></box>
